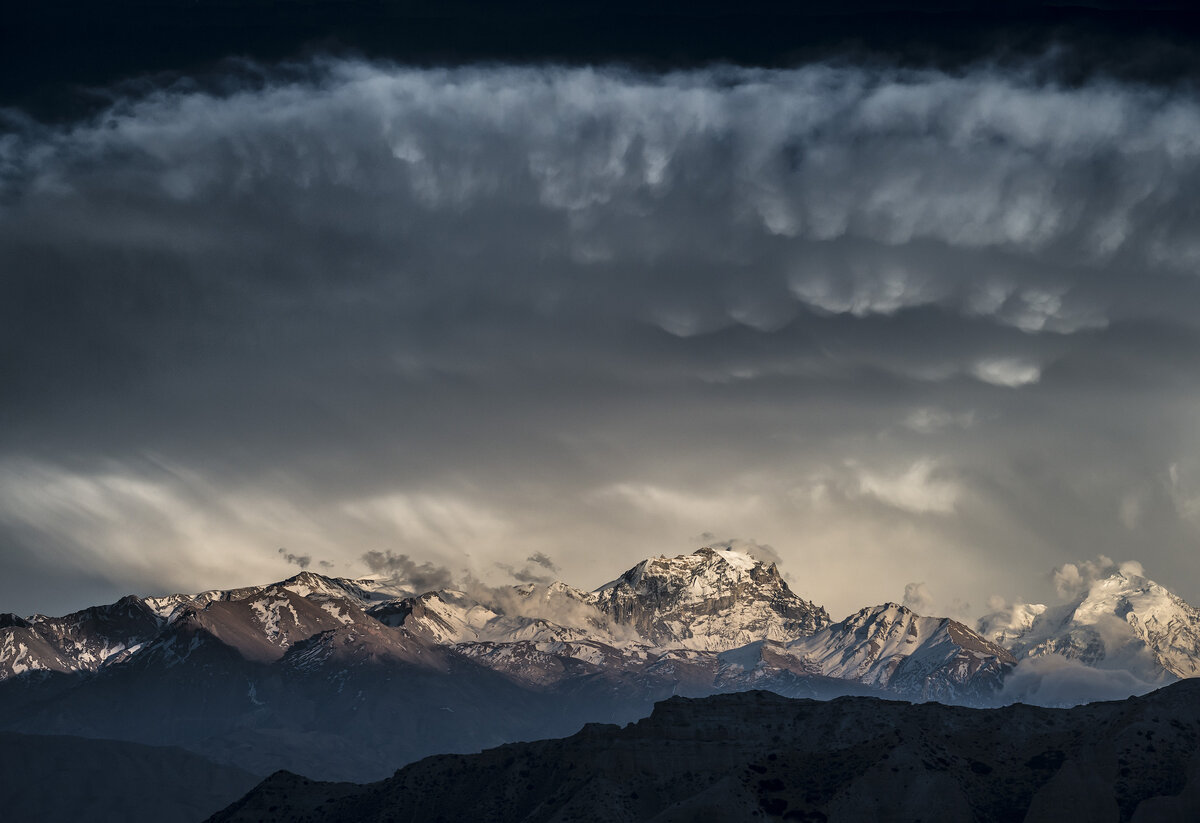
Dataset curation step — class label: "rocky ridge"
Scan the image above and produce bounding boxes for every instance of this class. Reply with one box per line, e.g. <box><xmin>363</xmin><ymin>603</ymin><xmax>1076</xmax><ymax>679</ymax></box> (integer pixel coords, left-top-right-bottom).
<box><xmin>9</xmin><ymin>548</ymin><xmax>1187</xmax><ymax>706</ymax></box>
<box><xmin>2</xmin><ymin>547</ymin><xmax>1197</xmax><ymax>786</ymax></box>
<box><xmin>209</xmin><ymin>679</ymin><xmax>1200</xmax><ymax>823</ymax></box>
<box><xmin>789</xmin><ymin>603</ymin><xmax>1017</xmax><ymax>702</ymax></box>
<box><xmin>591</xmin><ymin>546</ymin><xmax>830</xmax><ymax>650</ymax></box>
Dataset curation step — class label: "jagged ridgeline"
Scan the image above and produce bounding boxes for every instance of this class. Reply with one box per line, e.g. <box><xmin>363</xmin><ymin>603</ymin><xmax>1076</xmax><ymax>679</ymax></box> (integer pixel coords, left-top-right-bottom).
<box><xmin>211</xmin><ymin>682</ymin><xmax>1200</xmax><ymax>823</ymax></box>
<box><xmin>2</xmin><ymin>547</ymin><xmax>1199</xmax><ymax>791</ymax></box>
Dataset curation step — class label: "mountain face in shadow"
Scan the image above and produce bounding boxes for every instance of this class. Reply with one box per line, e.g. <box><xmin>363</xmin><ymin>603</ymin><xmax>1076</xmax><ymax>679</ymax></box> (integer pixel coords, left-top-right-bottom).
<box><xmin>0</xmin><ymin>732</ymin><xmax>261</xmax><ymax>823</ymax></box>
<box><xmin>211</xmin><ymin>679</ymin><xmax>1200</xmax><ymax>823</ymax></box>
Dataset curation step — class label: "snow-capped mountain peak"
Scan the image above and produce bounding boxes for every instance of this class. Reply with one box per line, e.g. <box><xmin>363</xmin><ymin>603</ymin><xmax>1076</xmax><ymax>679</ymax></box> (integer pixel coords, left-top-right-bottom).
<box><xmin>590</xmin><ymin>547</ymin><xmax>830</xmax><ymax>651</ymax></box>
<box><xmin>977</xmin><ymin>602</ymin><xmax>1048</xmax><ymax>647</ymax></box>
<box><xmin>278</xmin><ymin>571</ymin><xmax>363</xmax><ymax>601</ymax></box>
<box><xmin>979</xmin><ymin>569</ymin><xmax>1200</xmax><ymax>682</ymax></box>
<box><xmin>788</xmin><ymin>602</ymin><xmax>1016</xmax><ymax>701</ymax></box>
<box><xmin>372</xmin><ymin>589</ymin><xmax>584</xmax><ymax>645</ymax></box>
<box><xmin>2</xmin><ymin>552</ymin><xmax>1197</xmax><ymax>711</ymax></box>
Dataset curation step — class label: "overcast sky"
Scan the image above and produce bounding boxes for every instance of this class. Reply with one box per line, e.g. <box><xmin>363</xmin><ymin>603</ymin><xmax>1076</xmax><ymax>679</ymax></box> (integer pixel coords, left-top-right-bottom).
<box><xmin>3</xmin><ymin>59</ymin><xmax>1200</xmax><ymax>621</ymax></box>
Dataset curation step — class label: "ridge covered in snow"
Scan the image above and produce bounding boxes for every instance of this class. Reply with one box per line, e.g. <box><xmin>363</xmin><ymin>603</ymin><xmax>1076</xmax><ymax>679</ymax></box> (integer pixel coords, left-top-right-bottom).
<box><xmin>2</xmin><ymin>548</ymin><xmax>1197</xmax><ymax>707</ymax></box>
<box><xmin>3</xmin><ymin>547</ymin><xmax>1199</xmax><ymax>784</ymax></box>
<box><xmin>978</xmin><ymin>569</ymin><xmax>1200</xmax><ymax>683</ymax></box>
<box><xmin>789</xmin><ymin>602</ymin><xmax>1016</xmax><ymax>701</ymax></box>
<box><xmin>591</xmin><ymin>547</ymin><xmax>830</xmax><ymax>651</ymax></box>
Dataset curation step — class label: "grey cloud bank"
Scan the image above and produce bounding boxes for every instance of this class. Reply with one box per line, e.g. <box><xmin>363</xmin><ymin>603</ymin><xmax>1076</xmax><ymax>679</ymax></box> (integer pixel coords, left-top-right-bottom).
<box><xmin>3</xmin><ymin>61</ymin><xmax>1200</xmax><ymax>619</ymax></box>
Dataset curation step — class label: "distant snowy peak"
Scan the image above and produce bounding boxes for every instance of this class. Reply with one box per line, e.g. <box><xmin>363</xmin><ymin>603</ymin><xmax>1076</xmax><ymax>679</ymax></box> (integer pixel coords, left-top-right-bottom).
<box><xmin>278</xmin><ymin>571</ymin><xmax>371</xmax><ymax>602</ymax></box>
<box><xmin>4</xmin><ymin>556</ymin><xmax>1198</xmax><ymax>702</ymax></box>
<box><xmin>591</xmin><ymin>547</ymin><xmax>830</xmax><ymax>651</ymax></box>
<box><xmin>332</xmin><ymin>574</ymin><xmax>423</xmax><ymax>603</ymax></box>
<box><xmin>145</xmin><ymin>587</ymin><xmax>382</xmax><ymax>665</ymax></box>
<box><xmin>141</xmin><ymin>572</ymin><xmax>412</xmax><ymax>625</ymax></box>
<box><xmin>370</xmin><ymin>587</ymin><xmax>600</xmax><ymax>646</ymax></box>
<box><xmin>0</xmin><ymin>620</ymin><xmax>76</xmax><ymax>678</ymax></box>
<box><xmin>598</xmin><ymin>547</ymin><xmax>764</xmax><ymax>596</ymax></box>
<box><xmin>985</xmin><ymin>570</ymin><xmax>1200</xmax><ymax>682</ymax></box>
<box><xmin>0</xmin><ymin>572</ymin><xmax>426</xmax><ymax>679</ymax></box>
<box><xmin>977</xmin><ymin>602</ymin><xmax>1047</xmax><ymax>647</ymax></box>
<box><xmin>383</xmin><ymin>547</ymin><xmax>830</xmax><ymax>654</ymax></box>
<box><xmin>789</xmin><ymin>602</ymin><xmax>1016</xmax><ymax>701</ymax></box>
<box><xmin>0</xmin><ymin>595</ymin><xmax>164</xmax><ymax>679</ymax></box>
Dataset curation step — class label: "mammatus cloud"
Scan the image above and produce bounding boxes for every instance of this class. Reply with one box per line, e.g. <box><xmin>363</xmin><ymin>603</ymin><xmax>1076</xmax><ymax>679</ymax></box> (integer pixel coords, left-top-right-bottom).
<box><xmin>3</xmin><ymin>61</ymin><xmax>1200</xmax><ymax>621</ymax></box>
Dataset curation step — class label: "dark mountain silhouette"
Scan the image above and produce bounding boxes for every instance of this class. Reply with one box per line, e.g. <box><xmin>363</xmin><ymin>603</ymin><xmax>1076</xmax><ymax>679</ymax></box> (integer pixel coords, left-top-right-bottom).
<box><xmin>0</xmin><ymin>731</ymin><xmax>261</xmax><ymax>823</ymax></box>
<box><xmin>211</xmin><ymin>679</ymin><xmax>1200</xmax><ymax>823</ymax></box>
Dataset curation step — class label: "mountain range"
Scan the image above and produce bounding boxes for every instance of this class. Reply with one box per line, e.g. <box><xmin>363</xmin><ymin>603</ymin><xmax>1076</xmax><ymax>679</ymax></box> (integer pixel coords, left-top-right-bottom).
<box><xmin>210</xmin><ymin>679</ymin><xmax>1200</xmax><ymax>823</ymax></box>
<box><xmin>2</xmin><ymin>546</ymin><xmax>1199</xmax><ymax>819</ymax></box>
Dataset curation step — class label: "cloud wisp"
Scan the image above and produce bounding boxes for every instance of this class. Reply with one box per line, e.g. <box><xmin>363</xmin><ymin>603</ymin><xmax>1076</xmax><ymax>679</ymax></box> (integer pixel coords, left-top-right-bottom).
<box><xmin>278</xmin><ymin>548</ymin><xmax>313</xmax><ymax>570</ymax></box>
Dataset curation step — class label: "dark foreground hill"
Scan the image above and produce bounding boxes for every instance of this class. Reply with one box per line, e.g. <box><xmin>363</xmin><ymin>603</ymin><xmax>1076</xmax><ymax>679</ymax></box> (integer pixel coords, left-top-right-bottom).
<box><xmin>0</xmin><ymin>732</ymin><xmax>261</xmax><ymax>823</ymax></box>
<box><xmin>211</xmin><ymin>679</ymin><xmax>1200</xmax><ymax>823</ymax></box>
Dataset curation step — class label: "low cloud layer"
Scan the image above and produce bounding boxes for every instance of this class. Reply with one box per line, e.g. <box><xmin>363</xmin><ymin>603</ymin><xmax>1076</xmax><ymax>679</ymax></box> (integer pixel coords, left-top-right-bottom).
<box><xmin>998</xmin><ymin>654</ymin><xmax>1159</xmax><ymax>708</ymax></box>
<box><xmin>3</xmin><ymin>60</ymin><xmax>1200</xmax><ymax>620</ymax></box>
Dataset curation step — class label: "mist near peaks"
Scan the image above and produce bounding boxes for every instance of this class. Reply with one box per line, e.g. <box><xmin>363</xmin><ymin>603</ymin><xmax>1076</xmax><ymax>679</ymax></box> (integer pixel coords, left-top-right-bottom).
<box><xmin>360</xmin><ymin>550</ymin><xmax>457</xmax><ymax>593</ymax></box>
<box><xmin>3</xmin><ymin>59</ymin><xmax>1200</xmax><ymax>618</ymax></box>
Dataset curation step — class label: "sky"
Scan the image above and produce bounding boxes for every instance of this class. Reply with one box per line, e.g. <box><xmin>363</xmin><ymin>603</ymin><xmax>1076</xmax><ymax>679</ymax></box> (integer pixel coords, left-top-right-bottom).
<box><xmin>4</xmin><ymin>19</ymin><xmax>1200</xmax><ymax>622</ymax></box>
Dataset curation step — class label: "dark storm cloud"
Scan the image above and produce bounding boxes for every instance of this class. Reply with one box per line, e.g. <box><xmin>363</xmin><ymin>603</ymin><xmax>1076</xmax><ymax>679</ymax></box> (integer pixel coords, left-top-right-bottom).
<box><xmin>527</xmin><ymin>553</ymin><xmax>559</xmax><ymax>572</ymax></box>
<box><xmin>278</xmin><ymin>548</ymin><xmax>312</xmax><ymax>570</ymax></box>
<box><xmin>359</xmin><ymin>551</ymin><xmax>456</xmax><ymax>594</ymax></box>
<box><xmin>499</xmin><ymin>564</ymin><xmax>554</xmax><ymax>585</ymax></box>
<box><xmin>495</xmin><ymin>552</ymin><xmax>561</xmax><ymax>585</ymax></box>
<box><xmin>3</xmin><ymin>61</ymin><xmax>1200</xmax><ymax>618</ymax></box>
